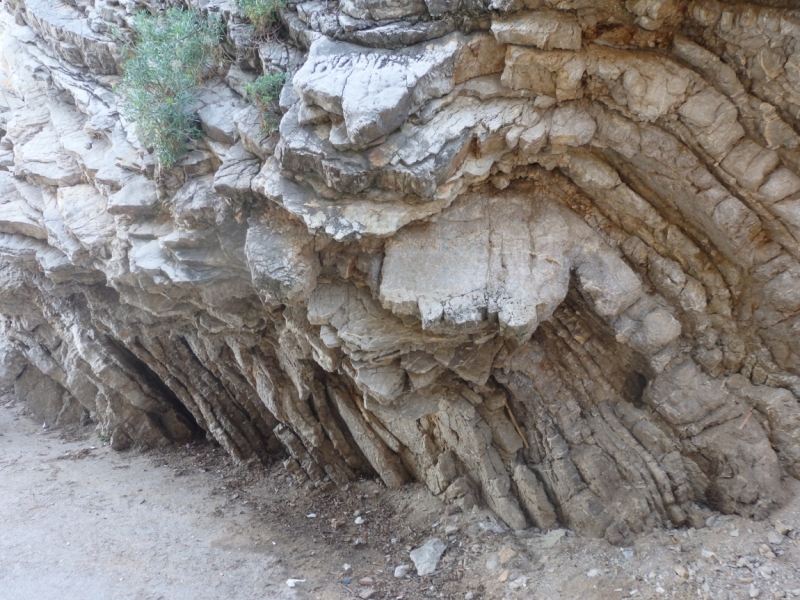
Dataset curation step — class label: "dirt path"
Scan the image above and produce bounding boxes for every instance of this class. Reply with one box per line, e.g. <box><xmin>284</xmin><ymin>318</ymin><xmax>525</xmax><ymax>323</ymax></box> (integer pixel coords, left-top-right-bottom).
<box><xmin>0</xmin><ymin>402</ymin><xmax>296</xmax><ymax>600</ymax></box>
<box><xmin>3</xmin><ymin>399</ymin><xmax>800</xmax><ymax>600</ymax></box>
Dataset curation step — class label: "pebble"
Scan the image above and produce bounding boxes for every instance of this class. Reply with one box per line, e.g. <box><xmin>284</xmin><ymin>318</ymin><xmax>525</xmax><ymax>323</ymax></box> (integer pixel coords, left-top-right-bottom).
<box><xmin>775</xmin><ymin>521</ymin><xmax>792</xmax><ymax>536</ymax></box>
<box><xmin>767</xmin><ymin>532</ymin><xmax>784</xmax><ymax>545</ymax></box>
<box><xmin>730</xmin><ymin>529</ymin><xmax>740</xmax><ymax>537</ymax></box>
<box><xmin>674</xmin><ymin>565</ymin><xmax>688</xmax><ymax>579</ymax></box>
<box><xmin>498</xmin><ymin>547</ymin><xmax>517</xmax><ymax>564</ymax></box>
<box><xmin>354</xmin><ymin>516</ymin><xmax>365</xmax><ymax>525</ymax></box>
<box><xmin>286</xmin><ymin>578</ymin><xmax>306</xmax><ymax>588</ymax></box>
<box><xmin>621</xmin><ymin>549</ymin><xmax>634</xmax><ymax>560</ymax></box>
<box><xmin>655</xmin><ymin>587</ymin><xmax>665</xmax><ymax>594</ymax></box>
<box><xmin>587</xmin><ymin>569</ymin><xmax>601</xmax><ymax>578</ymax></box>
<box><xmin>444</xmin><ymin>524</ymin><xmax>459</xmax><ymax>535</ymax></box>
<box><xmin>464</xmin><ymin>593</ymin><xmax>474</xmax><ymax>600</ymax></box>
<box><xmin>758</xmin><ymin>544</ymin><xmax>776</xmax><ymax>559</ymax></box>
<box><xmin>509</xmin><ymin>576</ymin><xmax>527</xmax><ymax>590</ymax></box>
<box><xmin>485</xmin><ymin>554</ymin><xmax>499</xmax><ymax>571</ymax></box>
<box><xmin>343</xmin><ymin>564</ymin><xmax>352</xmax><ymax>572</ymax></box>
<box><xmin>306</xmin><ymin>513</ymin><xmax>316</xmax><ymax>518</ymax></box>
<box><xmin>749</xmin><ymin>583</ymin><xmax>760</xmax><ymax>598</ymax></box>
<box><xmin>358</xmin><ymin>577</ymin><xmax>374</xmax><ymax>586</ymax></box>
<box><xmin>498</xmin><ymin>569</ymin><xmax>510</xmax><ymax>582</ymax></box>
<box><xmin>359</xmin><ymin>587</ymin><xmax>375</xmax><ymax>599</ymax></box>
<box><xmin>394</xmin><ymin>564</ymin><xmax>410</xmax><ymax>578</ymax></box>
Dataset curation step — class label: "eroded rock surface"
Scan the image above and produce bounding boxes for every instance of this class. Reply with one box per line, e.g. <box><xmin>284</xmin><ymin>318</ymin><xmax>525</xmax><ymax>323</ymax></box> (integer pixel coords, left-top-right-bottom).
<box><xmin>1</xmin><ymin>0</ymin><xmax>800</xmax><ymax>544</ymax></box>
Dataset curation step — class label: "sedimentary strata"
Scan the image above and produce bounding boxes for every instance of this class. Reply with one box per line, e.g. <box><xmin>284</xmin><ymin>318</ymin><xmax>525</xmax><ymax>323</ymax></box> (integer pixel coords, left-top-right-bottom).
<box><xmin>1</xmin><ymin>0</ymin><xmax>800</xmax><ymax>543</ymax></box>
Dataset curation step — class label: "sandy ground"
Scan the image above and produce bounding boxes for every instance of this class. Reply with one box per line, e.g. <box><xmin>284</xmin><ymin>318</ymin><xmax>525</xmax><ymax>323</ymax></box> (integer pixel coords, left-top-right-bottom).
<box><xmin>0</xmin><ymin>401</ymin><xmax>296</xmax><ymax>600</ymax></box>
<box><xmin>3</xmin><ymin>398</ymin><xmax>800</xmax><ymax>600</ymax></box>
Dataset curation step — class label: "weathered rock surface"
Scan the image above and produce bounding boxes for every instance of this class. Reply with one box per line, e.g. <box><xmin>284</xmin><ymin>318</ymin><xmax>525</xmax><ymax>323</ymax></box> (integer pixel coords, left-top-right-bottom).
<box><xmin>1</xmin><ymin>0</ymin><xmax>800</xmax><ymax>544</ymax></box>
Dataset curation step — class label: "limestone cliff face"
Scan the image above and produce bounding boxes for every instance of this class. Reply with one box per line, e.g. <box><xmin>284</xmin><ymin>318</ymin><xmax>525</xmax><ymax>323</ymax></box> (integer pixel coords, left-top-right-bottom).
<box><xmin>1</xmin><ymin>0</ymin><xmax>800</xmax><ymax>543</ymax></box>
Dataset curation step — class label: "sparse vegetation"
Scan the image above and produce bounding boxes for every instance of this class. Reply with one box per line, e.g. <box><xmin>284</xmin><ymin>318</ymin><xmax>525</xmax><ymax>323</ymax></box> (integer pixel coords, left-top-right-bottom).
<box><xmin>244</xmin><ymin>71</ymin><xmax>287</xmax><ymax>134</ymax></box>
<box><xmin>117</xmin><ymin>8</ymin><xmax>224</xmax><ymax>169</ymax></box>
<box><xmin>237</xmin><ymin>0</ymin><xmax>286</xmax><ymax>35</ymax></box>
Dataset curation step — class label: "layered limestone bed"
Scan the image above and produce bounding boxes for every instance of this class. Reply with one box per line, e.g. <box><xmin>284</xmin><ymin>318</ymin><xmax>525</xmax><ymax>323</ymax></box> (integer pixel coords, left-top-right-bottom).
<box><xmin>1</xmin><ymin>0</ymin><xmax>800</xmax><ymax>545</ymax></box>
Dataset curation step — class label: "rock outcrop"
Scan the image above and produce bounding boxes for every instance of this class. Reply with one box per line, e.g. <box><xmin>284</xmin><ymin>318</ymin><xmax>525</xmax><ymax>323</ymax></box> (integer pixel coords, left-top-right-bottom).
<box><xmin>1</xmin><ymin>0</ymin><xmax>800</xmax><ymax>544</ymax></box>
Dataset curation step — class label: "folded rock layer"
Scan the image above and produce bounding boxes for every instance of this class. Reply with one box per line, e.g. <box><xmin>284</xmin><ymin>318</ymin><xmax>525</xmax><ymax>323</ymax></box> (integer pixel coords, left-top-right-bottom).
<box><xmin>1</xmin><ymin>0</ymin><xmax>800</xmax><ymax>543</ymax></box>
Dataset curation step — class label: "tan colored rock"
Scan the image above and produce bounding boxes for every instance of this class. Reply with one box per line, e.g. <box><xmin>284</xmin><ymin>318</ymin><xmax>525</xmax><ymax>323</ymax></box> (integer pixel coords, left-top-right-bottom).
<box><xmin>491</xmin><ymin>10</ymin><xmax>581</xmax><ymax>51</ymax></box>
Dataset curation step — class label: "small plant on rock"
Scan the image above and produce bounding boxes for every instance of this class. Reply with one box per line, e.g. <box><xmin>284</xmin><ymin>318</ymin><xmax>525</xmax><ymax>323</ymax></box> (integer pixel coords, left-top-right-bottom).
<box><xmin>244</xmin><ymin>71</ymin><xmax>287</xmax><ymax>134</ymax></box>
<box><xmin>237</xmin><ymin>0</ymin><xmax>287</xmax><ymax>35</ymax></box>
<box><xmin>117</xmin><ymin>8</ymin><xmax>224</xmax><ymax>169</ymax></box>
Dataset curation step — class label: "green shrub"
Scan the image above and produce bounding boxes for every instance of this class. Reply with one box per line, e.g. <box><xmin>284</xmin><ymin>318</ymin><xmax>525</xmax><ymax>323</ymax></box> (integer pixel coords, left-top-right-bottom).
<box><xmin>244</xmin><ymin>71</ymin><xmax>287</xmax><ymax>134</ymax></box>
<box><xmin>117</xmin><ymin>8</ymin><xmax>224</xmax><ymax>169</ymax></box>
<box><xmin>237</xmin><ymin>0</ymin><xmax>286</xmax><ymax>35</ymax></box>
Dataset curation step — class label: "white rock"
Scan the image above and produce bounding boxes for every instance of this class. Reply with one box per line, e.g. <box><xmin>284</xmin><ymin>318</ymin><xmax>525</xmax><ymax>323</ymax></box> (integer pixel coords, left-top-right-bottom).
<box><xmin>549</xmin><ymin>104</ymin><xmax>596</xmax><ymax>148</ymax></box>
<box><xmin>394</xmin><ymin>564</ymin><xmax>410</xmax><ymax>578</ymax></box>
<box><xmin>293</xmin><ymin>34</ymin><xmax>462</xmax><ymax>147</ymax></box>
<box><xmin>340</xmin><ymin>0</ymin><xmax>426</xmax><ymax>21</ymax></box>
<box><xmin>380</xmin><ymin>190</ymin><xmax>641</xmax><ymax>343</ymax></box>
<box><xmin>410</xmin><ymin>538</ymin><xmax>447</xmax><ymax>576</ymax></box>
<box><xmin>107</xmin><ymin>177</ymin><xmax>159</xmax><ymax>217</ymax></box>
